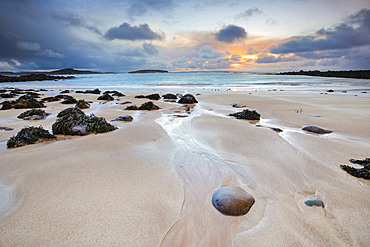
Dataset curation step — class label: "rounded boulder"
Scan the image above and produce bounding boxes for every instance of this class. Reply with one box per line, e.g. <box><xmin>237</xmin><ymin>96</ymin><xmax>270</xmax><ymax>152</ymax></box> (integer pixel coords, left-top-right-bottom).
<box><xmin>212</xmin><ymin>186</ymin><xmax>255</xmax><ymax>216</ymax></box>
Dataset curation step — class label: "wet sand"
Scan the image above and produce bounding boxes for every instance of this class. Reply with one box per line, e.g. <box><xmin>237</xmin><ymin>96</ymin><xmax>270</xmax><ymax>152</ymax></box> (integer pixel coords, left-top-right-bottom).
<box><xmin>0</xmin><ymin>88</ymin><xmax>369</xmax><ymax>246</ymax></box>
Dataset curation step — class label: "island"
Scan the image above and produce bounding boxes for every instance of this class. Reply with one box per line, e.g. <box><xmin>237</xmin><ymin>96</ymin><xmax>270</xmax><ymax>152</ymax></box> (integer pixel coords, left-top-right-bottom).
<box><xmin>278</xmin><ymin>70</ymin><xmax>370</xmax><ymax>79</ymax></box>
<box><xmin>128</xmin><ymin>69</ymin><xmax>168</xmax><ymax>74</ymax></box>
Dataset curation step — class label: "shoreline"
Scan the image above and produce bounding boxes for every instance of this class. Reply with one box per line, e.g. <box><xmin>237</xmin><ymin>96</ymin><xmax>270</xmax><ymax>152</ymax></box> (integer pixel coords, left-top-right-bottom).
<box><xmin>0</xmin><ymin>85</ymin><xmax>369</xmax><ymax>246</ymax></box>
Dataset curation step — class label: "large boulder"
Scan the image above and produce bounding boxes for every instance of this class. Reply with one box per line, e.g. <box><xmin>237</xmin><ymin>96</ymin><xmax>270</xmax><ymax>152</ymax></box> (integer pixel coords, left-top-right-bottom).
<box><xmin>212</xmin><ymin>186</ymin><xmax>255</xmax><ymax>216</ymax></box>
<box><xmin>126</xmin><ymin>101</ymin><xmax>160</xmax><ymax>111</ymax></box>
<box><xmin>97</xmin><ymin>93</ymin><xmax>114</xmax><ymax>101</ymax></box>
<box><xmin>0</xmin><ymin>96</ymin><xmax>45</xmax><ymax>110</ymax></box>
<box><xmin>57</xmin><ymin>107</ymin><xmax>84</xmax><ymax>118</ymax></box>
<box><xmin>178</xmin><ymin>94</ymin><xmax>198</xmax><ymax>104</ymax></box>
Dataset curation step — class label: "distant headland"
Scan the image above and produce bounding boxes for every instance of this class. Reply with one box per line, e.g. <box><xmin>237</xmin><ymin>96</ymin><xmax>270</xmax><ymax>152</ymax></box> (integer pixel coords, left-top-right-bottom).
<box><xmin>128</xmin><ymin>69</ymin><xmax>168</xmax><ymax>74</ymax></box>
<box><xmin>278</xmin><ymin>70</ymin><xmax>370</xmax><ymax>79</ymax></box>
<box><xmin>0</xmin><ymin>68</ymin><xmax>102</xmax><ymax>83</ymax></box>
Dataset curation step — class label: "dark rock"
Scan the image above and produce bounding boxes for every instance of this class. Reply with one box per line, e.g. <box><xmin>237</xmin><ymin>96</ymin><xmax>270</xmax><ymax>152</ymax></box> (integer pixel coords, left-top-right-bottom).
<box><xmin>212</xmin><ymin>186</ymin><xmax>255</xmax><ymax>216</ymax></box>
<box><xmin>52</xmin><ymin>112</ymin><xmax>116</xmax><ymax>135</ymax></box>
<box><xmin>162</xmin><ymin>93</ymin><xmax>177</xmax><ymax>99</ymax></box>
<box><xmin>7</xmin><ymin>126</ymin><xmax>56</xmax><ymax>148</ymax></box>
<box><xmin>134</xmin><ymin>94</ymin><xmax>160</xmax><ymax>100</ymax></box>
<box><xmin>112</xmin><ymin>91</ymin><xmax>125</xmax><ymax>97</ymax></box>
<box><xmin>229</xmin><ymin>109</ymin><xmax>260</xmax><ymax>120</ymax></box>
<box><xmin>119</xmin><ymin>101</ymin><xmax>132</xmax><ymax>105</ymax></box>
<box><xmin>57</xmin><ymin>107</ymin><xmax>85</xmax><ymax>118</ymax></box>
<box><xmin>340</xmin><ymin>158</ymin><xmax>370</xmax><ymax>180</ymax></box>
<box><xmin>304</xmin><ymin>198</ymin><xmax>324</xmax><ymax>207</ymax></box>
<box><xmin>270</xmin><ymin>127</ymin><xmax>283</xmax><ymax>132</ymax></box>
<box><xmin>232</xmin><ymin>104</ymin><xmax>246</xmax><ymax>108</ymax></box>
<box><xmin>0</xmin><ymin>96</ymin><xmax>45</xmax><ymax>110</ymax></box>
<box><xmin>327</xmin><ymin>89</ymin><xmax>334</xmax><ymax>92</ymax></box>
<box><xmin>60</xmin><ymin>90</ymin><xmax>70</xmax><ymax>94</ymax></box>
<box><xmin>0</xmin><ymin>93</ymin><xmax>16</xmax><ymax>98</ymax></box>
<box><xmin>97</xmin><ymin>93</ymin><xmax>114</xmax><ymax>101</ymax></box>
<box><xmin>178</xmin><ymin>94</ymin><xmax>198</xmax><ymax>104</ymax></box>
<box><xmin>0</xmin><ymin>126</ymin><xmax>14</xmax><ymax>131</ymax></box>
<box><xmin>61</xmin><ymin>95</ymin><xmax>77</xmax><ymax>104</ymax></box>
<box><xmin>75</xmin><ymin>90</ymin><xmax>84</xmax><ymax>94</ymax></box>
<box><xmin>0</xmin><ymin>73</ymin><xmax>74</xmax><ymax>83</ymax></box>
<box><xmin>75</xmin><ymin>99</ymin><xmax>90</xmax><ymax>109</ymax></box>
<box><xmin>111</xmin><ymin>115</ymin><xmax>133</xmax><ymax>122</ymax></box>
<box><xmin>342</xmin><ymin>91</ymin><xmax>347</xmax><ymax>93</ymax></box>
<box><xmin>126</xmin><ymin>101</ymin><xmax>160</xmax><ymax>111</ymax></box>
<box><xmin>17</xmin><ymin>109</ymin><xmax>50</xmax><ymax>120</ymax></box>
<box><xmin>84</xmin><ymin>88</ymin><xmax>100</xmax><ymax>94</ymax></box>
<box><xmin>302</xmin><ymin>125</ymin><xmax>332</xmax><ymax>134</ymax></box>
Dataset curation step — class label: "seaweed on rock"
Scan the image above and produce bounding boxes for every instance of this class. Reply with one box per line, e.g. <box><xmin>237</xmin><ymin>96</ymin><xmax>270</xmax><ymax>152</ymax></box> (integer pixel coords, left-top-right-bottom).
<box><xmin>57</xmin><ymin>107</ymin><xmax>85</xmax><ymax>118</ymax></box>
<box><xmin>1</xmin><ymin>96</ymin><xmax>45</xmax><ymax>110</ymax></box>
<box><xmin>229</xmin><ymin>109</ymin><xmax>260</xmax><ymax>120</ymax></box>
<box><xmin>17</xmin><ymin>109</ymin><xmax>50</xmax><ymax>120</ymax></box>
<box><xmin>340</xmin><ymin>158</ymin><xmax>370</xmax><ymax>179</ymax></box>
<box><xmin>125</xmin><ymin>101</ymin><xmax>160</xmax><ymax>111</ymax></box>
<box><xmin>7</xmin><ymin>126</ymin><xmax>56</xmax><ymax>148</ymax></box>
<box><xmin>52</xmin><ymin>112</ymin><xmax>116</xmax><ymax>135</ymax></box>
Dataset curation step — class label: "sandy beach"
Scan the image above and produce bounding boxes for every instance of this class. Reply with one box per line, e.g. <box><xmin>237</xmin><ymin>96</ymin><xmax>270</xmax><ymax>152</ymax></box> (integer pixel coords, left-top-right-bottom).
<box><xmin>0</xmin><ymin>87</ymin><xmax>369</xmax><ymax>246</ymax></box>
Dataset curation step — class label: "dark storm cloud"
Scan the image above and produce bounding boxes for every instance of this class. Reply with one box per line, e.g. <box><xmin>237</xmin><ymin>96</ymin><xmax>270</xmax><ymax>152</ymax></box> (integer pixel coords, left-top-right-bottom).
<box><xmin>270</xmin><ymin>8</ymin><xmax>370</xmax><ymax>54</ymax></box>
<box><xmin>105</xmin><ymin>23</ymin><xmax>164</xmax><ymax>41</ymax></box>
<box><xmin>215</xmin><ymin>25</ymin><xmax>247</xmax><ymax>43</ymax></box>
<box><xmin>52</xmin><ymin>13</ymin><xmax>102</xmax><ymax>35</ymax></box>
<box><xmin>126</xmin><ymin>0</ymin><xmax>177</xmax><ymax>19</ymax></box>
<box><xmin>235</xmin><ymin>7</ymin><xmax>262</xmax><ymax>21</ymax></box>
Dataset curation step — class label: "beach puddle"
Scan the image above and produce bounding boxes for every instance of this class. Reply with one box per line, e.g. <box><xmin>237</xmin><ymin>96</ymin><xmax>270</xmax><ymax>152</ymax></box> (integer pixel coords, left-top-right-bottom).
<box><xmin>156</xmin><ymin>105</ymin><xmax>267</xmax><ymax>247</ymax></box>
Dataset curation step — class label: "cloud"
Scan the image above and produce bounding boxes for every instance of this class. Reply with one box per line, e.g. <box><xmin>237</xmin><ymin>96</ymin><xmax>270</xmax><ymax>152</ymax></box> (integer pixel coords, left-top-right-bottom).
<box><xmin>235</xmin><ymin>7</ymin><xmax>263</xmax><ymax>21</ymax></box>
<box><xmin>256</xmin><ymin>55</ymin><xmax>298</xmax><ymax>64</ymax></box>
<box><xmin>52</xmin><ymin>13</ymin><xmax>102</xmax><ymax>35</ymax></box>
<box><xmin>105</xmin><ymin>23</ymin><xmax>164</xmax><ymax>41</ymax></box>
<box><xmin>231</xmin><ymin>54</ymin><xmax>242</xmax><ymax>61</ymax></box>
<box><xmin>199</xmin><ymin>46</ymin><xmax>224</xmax><ymax>59</ymax></box>
<box><xmin>38</xmin><ymin>49</ymin><xmax>65</xmax><ymax>58</ymax></box>
<box><xmin>215</xmin><ymin>25</ymin><xmax>247</xmax><ymax>43</ymax></box>
<box><xmin>16</xmin><ymin>41</ymin><xmax>42</xmax><ymax>51</ymax></box>
<box><xmin>246</xmin><ymin>47</ymin><xmax>259</xmax><ymax>55</ymax></box>
<box><xmin>126</xmin><ymin>0</ymin><xmax>177</xmax><ymax>19</ymax></box>
<box><xmin>270</xmin><ymin>8</ymin><xmax>370</xmax><ymax>54</ymax></box>
<box><xmin>143</xmin><ymin>42</ymin><xmax>159</xmax><ymax>56</ymax></box>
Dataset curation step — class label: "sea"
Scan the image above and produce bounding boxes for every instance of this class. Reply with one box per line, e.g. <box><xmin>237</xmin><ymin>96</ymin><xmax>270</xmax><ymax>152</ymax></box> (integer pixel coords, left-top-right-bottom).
<box><xmin>1</xmin><ymin>72</ymin><xmax>370</xmax><ymax>93</ymax></box>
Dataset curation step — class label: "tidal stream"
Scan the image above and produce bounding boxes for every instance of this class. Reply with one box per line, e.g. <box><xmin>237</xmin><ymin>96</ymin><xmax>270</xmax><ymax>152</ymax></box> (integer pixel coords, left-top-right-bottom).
<box><xmin>156</xmin><ymin>105</ymin><xmax>266</xmax><ymax>246</ymax></box>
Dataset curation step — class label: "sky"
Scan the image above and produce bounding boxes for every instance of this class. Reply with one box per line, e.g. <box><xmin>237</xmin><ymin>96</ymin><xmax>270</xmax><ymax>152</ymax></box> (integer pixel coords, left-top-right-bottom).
<box><xmin>0</xmin><ymin>0</ymin><xmax>370</xmax><ymax>72</ymax></box>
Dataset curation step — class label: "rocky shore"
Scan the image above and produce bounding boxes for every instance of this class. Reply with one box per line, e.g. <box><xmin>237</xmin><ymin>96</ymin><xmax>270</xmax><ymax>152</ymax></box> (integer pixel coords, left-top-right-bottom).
<box><xmin>278</xmin><ymin>69</ymin><xmax>370</xmax><ymax>79</ymax></box>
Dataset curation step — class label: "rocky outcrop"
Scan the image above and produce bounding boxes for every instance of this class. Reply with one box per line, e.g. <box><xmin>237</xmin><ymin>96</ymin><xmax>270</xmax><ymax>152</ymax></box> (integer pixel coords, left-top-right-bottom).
<box><xmin>212</xmin><ymin>186</ymin><xmax>255</xmax><ymax>216</ymax></box>
<box><xmin>340</xmin><ymin>158</ymin><xmax>370</xmax><ymax>179</ymax></box>
<box><xmin>162</xmin><ymin>93</ymin><xmax>177</xmax><ymax>99</ymax></box>
<box><xmin>52</xmin><ymin>112</ymin><xmax>116</xmax><ymax>135</ymax></box>
<box><xmin>57</xmin><ymin>107</ymin><xmax>84</xmax><ymax>118</ymax></box>
<box><xmin>75</xmin><ymin>99</ymin><xmax>91</xmax><ymax>109</ymax></box>
<box><xmin>7</xmin><ymin>126</ymin><xmax>56</xmax><ymax>148</ymax></box>
<box><xmin>0</xmin><ymin>73</ymin><xmax>74</xmax><ymax>83</ymax></box>
<box><xmin>229</xmin><ymin>109</ymin><xmax>260</xmax><ymax>120</ymax></box>
<box><xmin>178</xmin><ymin>94</ymin><xmax>198</xmax><ymax>104</ymax></box>
<box><xmin>97</xmin><ymin>93</ymin><xmax>114</xmax><ymax>101</ymax></box>
<box><xmin>17</xmin><ymin>109</ymin><xmax>50</xmax><ymax>120</ymax></box>
<box><xmin>134</xmin><ymin>94</ymin><xmax>161</xmax><ymax>100</ymax></box>
<box><xmin>1</xmin><ymin>96</ymin><xmax>45</xmax><ymax>110</ymax></box>
<box><xmin>126</xmin><ymin>101</ymin><xmax>160</xmax><ymax>111</ymax></box>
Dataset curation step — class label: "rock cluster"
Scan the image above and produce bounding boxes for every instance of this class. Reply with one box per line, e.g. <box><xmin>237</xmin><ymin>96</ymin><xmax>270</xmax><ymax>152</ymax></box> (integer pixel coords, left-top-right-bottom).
<box><xmin>7</xmin><ymin>126</ymin><xmax>56</xmax><ymax>148</ymax></box>
<box><xmin>229</xmin><ymin>109</ymin><xmax>260</xmax><ymax>120</ymax></box>
<box><xmin>212</xmin><ymin>186</ymin><xmax>255</xmax><ymax>216</ymax></box>
<box><xmin>340</xmin><ymin>158</ymin><xmax>370</xmax><ymax>179</ymax></box>
<box><xmin>1</xmin><ymin>96</ymin><xmax>45</xmax><ymax>110</ymax></box>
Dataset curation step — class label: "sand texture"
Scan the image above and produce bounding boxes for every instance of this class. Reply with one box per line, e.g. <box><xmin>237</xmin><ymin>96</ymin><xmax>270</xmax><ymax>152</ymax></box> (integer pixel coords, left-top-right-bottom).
<box><xmin>0</xmin><ymin>89</ymin><xmax>369</xmax><ymax>246</ymax></box>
